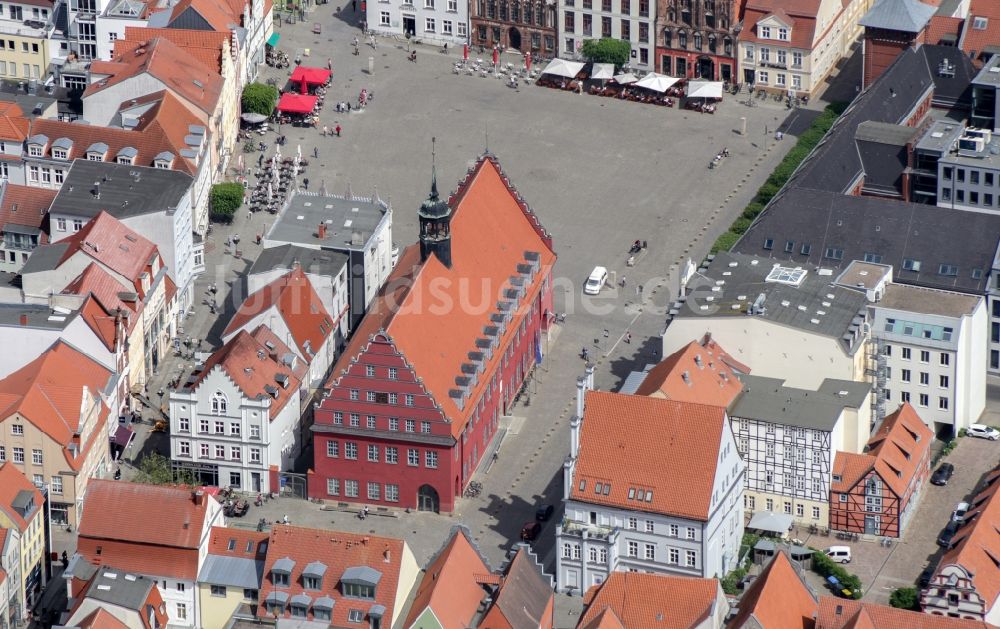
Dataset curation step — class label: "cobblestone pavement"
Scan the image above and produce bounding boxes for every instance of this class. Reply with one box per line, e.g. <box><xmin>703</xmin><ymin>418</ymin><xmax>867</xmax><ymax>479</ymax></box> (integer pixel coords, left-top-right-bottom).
<box><xmin>106</xmin><ymin>6</ymin><xmax>806</xmax><ymax>627</ymax></box>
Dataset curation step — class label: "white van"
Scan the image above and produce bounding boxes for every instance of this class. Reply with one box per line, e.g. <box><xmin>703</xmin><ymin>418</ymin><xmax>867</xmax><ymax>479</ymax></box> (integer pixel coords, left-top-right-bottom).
<box><xmin>584</xmin><ymin>266</ymin><xmax>608</xmax><ymax>295</ymax></box>
<box><xmin>824</xmin><ymin>546</ymin><xmax>852</xmax><ymax>564</ymax></box>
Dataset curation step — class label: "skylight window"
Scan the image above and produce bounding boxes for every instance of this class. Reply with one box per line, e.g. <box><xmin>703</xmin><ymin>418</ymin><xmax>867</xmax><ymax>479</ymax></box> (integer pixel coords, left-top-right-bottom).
<box><xmin>765</xmin><ymin>265</ymin><xmax>807</xmax><ymax>286</ymax></box>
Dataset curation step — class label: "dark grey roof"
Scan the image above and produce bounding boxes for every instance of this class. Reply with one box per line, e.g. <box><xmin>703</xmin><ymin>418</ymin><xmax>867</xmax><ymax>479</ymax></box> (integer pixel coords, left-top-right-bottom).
<box><xmin>290</xmin><ymin>594</ymin><xmax>312</xmax><ymax>608</ymax></box>
<box><xmin>855</xmin><ymin>123</ymin><xmax>913</xmax><ymax>194</ymax></box>
<box><xmin>672</xmin><ymin>252</ymin><xmax>869</xmax><ymax>352</ymax></box>
<box><xmin>266</xmin><ymin>591</ymin><xmax>289</xmax><ymax>604</ymax></box>
<box><xmin>272</xmin><ymin>557</ymin><xmax>295</xmax><ymax>574</ymax></box>
<box><xmin>914</xmin><ymin>119</ymin><xmax>964</xmax><ymax>155</ymax></box>
<box><xmin>84</xmin><ymin>568</ymin><xmax>156</xmax><ymax>610</ymax></box>
<box><xmin>923</xmin><ymin>46</ymin><xmax>978</xmax><ymax>106</ymax></box>
<box><xmin>302</xmin><ymin>561</ymin><xmax>327</xmax><ymax>580</ymax></box>
<box><xmin>52</xmin><ymin>137</ymin><xmax>73</xmax><ymax>150</ymax></box>
<box><xmin>859</xmin><ymin>0</ymin><xmax>935</xmax><ymax>32</ymax></box>
<box><xmin>249</xmin><ymin>244</ymin><xmax>348</xmax><ymax>279</ymax></box>
<box><xmin>0</xmin><ymin>302</ymin><xmax>78</xmax><ymax>330</ymax></box>
<box><xmin>197</xmin><ymin>554</ymin><xmax>264</xmax><ymax>589</ymax></box>
<box><xmin>972</xmin><ymin>55</ymin><xmax>1000</xmax><ymax>88</ymax></box>
<box><xmin>340</xmin><ymin>565</ymin><xmax>381</xmax><ymax>586</ymax></box>
<box><xmin>368</xmin><ymin>604</ymin><xmax>386</xmax><ymax>617</ymax></box>
<box><xmin>730</xmin><ymin>374</ymin><xmax>870</xmax><ymax>430</ymax></box>
<box><xmin>855</xmin><ymin>121</ymin><xmax>918</xmax><ymax>146</ymax></box>
<box><xmin>492</xmin><ymin>546</ymin><xmax>553</xmax><ymax>627</ymax></box>
<box><xmin>19</xmin><ymin>242</ymin><xmax>70</xmax><ymax>274</ymax></box>
<box><xmin>313</xmin><ymin>596</ymin><xmax>335</xmax><ymax>610</ymax></box>
<box><xmin>266</xmin><ymin>191</ymin><xmax>389</xmax><ymax>252</ymax></box>
<box><xmin>733</xmin><ymin>187</ymin><xmax>1000</xmax><ymax>295</ymax></box>
<box><xmin>49</xmin><ymin>161</ymin><xmax>192</xmax><ymax>220</ymax></box>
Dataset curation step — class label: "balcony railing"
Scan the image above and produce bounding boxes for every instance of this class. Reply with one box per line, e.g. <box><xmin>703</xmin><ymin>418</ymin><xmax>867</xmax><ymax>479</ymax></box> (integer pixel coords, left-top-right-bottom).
<box><xmin>560</xmin><ymin>519</ymin><xmax>616</xmax><ymax>540</ymax></box>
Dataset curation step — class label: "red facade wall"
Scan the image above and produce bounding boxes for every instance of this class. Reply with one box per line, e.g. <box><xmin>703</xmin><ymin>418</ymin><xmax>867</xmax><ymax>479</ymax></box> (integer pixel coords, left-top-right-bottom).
<box><xmin>309</xmin><ymin>271</ymin><xmax>552</xmax><ymax>512</ymax></box>
<box><xmin>829</xmin><ymin>471</ymin><xmax>901</xmax><ymax>537</ymax></box>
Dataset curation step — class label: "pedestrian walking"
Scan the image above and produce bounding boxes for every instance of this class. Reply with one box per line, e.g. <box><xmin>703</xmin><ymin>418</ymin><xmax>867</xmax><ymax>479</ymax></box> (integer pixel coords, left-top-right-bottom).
<box><xmin>313</xmin><ymin>146</ymin><xmax>319</xmax><ymax>158</ymax></box>
<box><xmin>247</xmin><ymin>210</ymin><xmax>252</xmax><ymax>221</ymax></box>
<box><xmin>625</xmin><ymin>332</ymin><xmax>632</xmax><ymax>344</ymax></box>
<box><xmin>327</xmin><ymin>57</ymin><xmax>333</xmax><ymax>70</ymax></box>
<box><xmin>335</xmin><ymin>124</ymin><xmax>341</xmax><ymax>137</ymax></box>
<box><xmin>635</xmin><ymin>284</ymin><xmax>640</xmax><ymax>296</ymax></box>
<box><xmin>303</xmin><ymin>177</ymin><xmax>310</xmax><ymax>190</ymax></box>
<box><xmin>620</xmin><ymin>276</ymin><xmax>626</xmax><ymax>288</ymax></box>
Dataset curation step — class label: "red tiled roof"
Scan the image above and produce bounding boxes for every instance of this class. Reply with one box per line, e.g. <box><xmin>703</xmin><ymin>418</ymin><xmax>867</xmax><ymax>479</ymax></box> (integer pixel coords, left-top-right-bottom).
<box><xmin>119</xmin><ymin>26</ymin><xmax>230</xmax><ymax>73</ymax></box>
<box><xmin>0</xmin><ymin>463</ymin><xmax>44</xmax><ymax>532</ymax></box>
<box><xmin>83</xmin><ymin>37</ymin><xmax>224</xmax><ymax>117</ymax></box>
<box><xmin>938</xmin><ymin>470</ymin><xmax>1000</xmax><ymax>617</ymax></box>
<box><xmin>259</xmin><ymin>525</ymin><xmax>409</xmax><ymax>626</ymax></box>
<box><xmin>0</xmin><ymin>341</ymin><xmax>112</xmax><ymax>468</ymax></box>
<box><xmin>166</xmin><ymin>0</ymin><xmax>240</xmax><ymax>32</ymax></box>
<box><xmin>960</xmin><ymin>0</ymin><xmax>1000</xmax><ymax>60</ymax></box>
<box><xmin>79</xmin><ymin>480</ymin><xmax>216</xmax><ymax>550</ymax></box>
<box><xmin>578</xmin><ymin>572</ymin><xmax>720</xmax><ymax>629</ymax></box>
<box><xmin>186</xmin><ymin>329</ymin><xmax>302</xmax><ymax>419</ymax></box>
<box><xmin>480</xmin><ymin>547</ymin><xmax>553</xmax><ymax>629</ymax></box>
<box><xmin>29</xmin><ymin>106</ymin><xmax>199</xmax><ymax>175</ymax></box>
<box><xmin>0</xmin><ymin>104</ymin><xmax>28</xmax><ymax>142</ymax></box>
<box><xmin>76</xmin><ymin>538</ymin><xmax>199</xmax><ymax>581</ymax></box>
<box><xmin>207</xmin><ymin>526</ymin><xmax>268</xmax><ymax>559</ymax></box>
<box><xmin>76</xmin><ymin>609</ymin><xmax>131</xmax><ymax>629</ymax></box>
<box><xmin>569</xmin><ymin>391</ymin><xmax>728</xmax><ymax>520</ymax></box>
<box><xmin>740</xmin><ymin>0</ymin><xmax>822</xmax><ymax>50</ymax></box>
<box><xmin>64</xmin><ymin>263</ymin><xmax>139</xmax><ymax>324</ymax></box>
<box><xmin>579</xmin><ymin>608</ymin><xmax>626</xmax><ymax>629</ymax></box>
<box><xmin>0</xmin><ymin>183</ymin><xmax>55</xmax><ymax>243</ymax></box>
<box><xmin>325</xmin><ymin>156</ymin><xmax>556</xmax><ymax>437</ymax></box>
<box><xmin>832</xmin><ymin>403</ymin><xmax>931</xmax><ymax>497</ymax></box>
<box><xmin>634</xmin><ymin>338</ymin><xmax>745</xmax><ymax>405</ymax></box>
<box><xmin>927</xmin><ymin>15</ymin><xmax>964</xmax><ymax>44</ymax></box>
<box><xmin>53</xmin><ymin>212</ymin><xmax>159</xmax><ymax>283</ymax></box>
<box><xmin>75</xmin><ymin>293</ymin><xmax>121</xmax><ymax>353</ymax></box>
<box><xmin>815</xmin><ymin>596</ymin><xmax>989</xmax><ymax>628</ymax></box>
<box><xmin>726</xmin><ymin>551</ymin><xmax>817</xmax><ymax>629</ymax></box>
<box><xmin>223</xmin><ymin>267</ymin><xmax>334</xmax><ymax>363</ymax></box>
<box><xmin>403</xmin><ymin>528</ymin><xmax>489</xmax><ymax>629</ymax></box>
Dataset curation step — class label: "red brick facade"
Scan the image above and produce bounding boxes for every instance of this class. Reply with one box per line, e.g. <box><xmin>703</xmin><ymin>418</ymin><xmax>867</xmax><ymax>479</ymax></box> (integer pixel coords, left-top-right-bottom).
<box><xmin>655</xmin><ymin>0</ymin><xmax>738</xmax><ymax>80</ymax></box>
<box><xmin>470</xmin><ymin>0</ymin><xmax>557</xmax><ymax>54</ymax></box>
<box><xmin>863</xmin><ymin>27</ymin><xmax>927</xmax><ymax>89</ymax></box>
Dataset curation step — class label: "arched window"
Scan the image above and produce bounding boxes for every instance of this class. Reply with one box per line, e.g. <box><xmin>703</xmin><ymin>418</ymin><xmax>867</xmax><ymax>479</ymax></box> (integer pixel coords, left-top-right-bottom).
<box><xmin>866</xmin><ymin>477</ymin><xmax>881</xmax><ymax>496</ymax></box>
<box><xmin>693</xmin><ymin>31</ymin><xmax>702</xmax><ymax>49</ymax></box>
<box><xmin>663</xmin><ymin>28</ymin><xmax>671</xmax><ymax>46</ymax></box>
<box><xmin>678</xmin><ymin>29</ymin><xmax>687</xmax><ymax>48</ymax></box>
<box><xmin>723</xmin><ymin>36</ymin><xmax>732</xmax><ymax>55</ymax></box>
<box><xmin>211</xmin><ymin>391</ymin><xmax>228</xmax><ymax>415</ymax></box>
<box><xmin>708</xmin><ymin>34</ymin><xmax>716</xmax><ymax>52</ymax></box>
<box><xmin>499</xmin><ymin>0</ymin><xmax>508</xmax><ymax>20</ymax></box>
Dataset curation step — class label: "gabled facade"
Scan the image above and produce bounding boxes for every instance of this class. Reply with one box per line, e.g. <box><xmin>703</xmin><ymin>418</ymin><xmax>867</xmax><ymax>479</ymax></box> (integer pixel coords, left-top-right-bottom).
<box><xmin>468</xmin><ymin>0</ymin><xmax>555</xmax><ymax>55</ymax></box>
<box><xmin>62</xmin><ymin>564</ymin><xmax>169</xmax><ymax>629</ymax></box>
<box><xmin>731</xmin><ymin>375</ymin><xmax>872</xmax><ymax>526</ymax></box>
<box><xmin>829</xmin><ymin>403</ymin><xmax>933</xmax><ymax>537</ymax></box>
<box><xmin>403</xmin><ymin>526</ymin><xmax>491</xmax><ymax>629</ymax></box>
<box><xmin>0</xmin><ymin>182</ymin><xmax>55</xmax><ymax>274</ymax></box>
<box><xmin>309</xmin><ymin>155</ymin><xmax>555</xmax><ymax>513</ymax></box>
<box><xmin>0</xmin><ymin>464</ymin><xmax>45</xmax><ymax>617</ymax></box>
<box><xmin>75</xmin><ymin>480</ymin><xmax>225</xmax><ymax>628</ymax></box>
<box><xmin>557</xmin><ymin>383</ymin><xmax>744</xmax><ymax>592</ymax></box>
<box><xmin>252</xmin><ymin>525</ymin><xmax>419</xmax><ymax>628</ymax></box>
<box><xmin>655</xmin><ymin>0</ymin><xmax>739</xmax><ymax>81</ymax></box>
<box><xmin>727</xmin><ymin>550</ymin><xmax>817</xmax><ymax>629</ymax></box>
<box><xmin>479</xmin><ymin>545</ymin><xmax>554</xmax><ymax>629</ymax></box>
<box><xmin>860</xmin><ymin>0</ymin><xmax>935</xmax><ymax>87</ymax></box>
<box><xmin>170</xmin><ymin>327</ymin><xmax>305</xmax><ymax>494</ymax></box>
<box><xmin>922</xmin><ymin>463</ymin><xmax>1000</xmax><ymax>624</ymax></box>
<box><xmin>0</xmin><ymin>103</ymin><xmax>29</xmax><ymax>186</ymax></box>
<box><xmin>818</xmin><ymin>596</ymin><xmax>992</xmax><ymax>628</ymax></box>
<box><xmin>0</xmin><ymin>341</ymin><xmax>113</xmax><ymax>528</ymax></box>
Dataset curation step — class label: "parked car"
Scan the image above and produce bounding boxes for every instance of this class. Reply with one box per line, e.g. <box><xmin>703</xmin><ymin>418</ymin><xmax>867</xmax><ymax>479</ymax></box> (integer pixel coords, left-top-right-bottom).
<box><xmin>931</xmin><ymin>462</ymin><xmax>955</xmax><ymax>486</ymax></box>
<box><xmin>520</xmin><ymin>521</ymin><xmax>541</xmax><ymax>541</ymax></box>
<box><xmin>584</xmin><ymin>266</ymin><xmax>608</xmax><ymax>295</ymax></box>
<box><xmin>937</xmin><ymin>521</ymin><xmax>960</xmax><ymax>547</ymax></box>
<box><xmin>966</xmin><ymin>424</ymin><xmax>1000</xmax><ymax>440</ymax></box>
<box><xmin>824</xmin><ymin>546</ymin><xmax>852</xmax><ymax>564</ymax></box>
<box><xmin>535</xmin><ymin>504</ymin><xmax>554</xmax><ymax>521</ymax></box>
<box><xmin>952</xmin><ymin>501</ymin><xmax>970</xmax><ymax>522</ymax></box>
<box><xmin>918</xmin><ymin>564</ymin><xmax>937</xmax><ymax>588</ymax></box>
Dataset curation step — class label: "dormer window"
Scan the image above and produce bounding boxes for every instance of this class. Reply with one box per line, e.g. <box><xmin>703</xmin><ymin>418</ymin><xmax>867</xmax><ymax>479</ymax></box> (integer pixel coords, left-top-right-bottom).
<box><xmin>289</xmin><ymin>594</ymin><xmax>311</xmax><ymax>617</ymax></box>
<box><xmin>271</xmin><ymin>556</ymin><xmax>294</xmax><ymax>586</ymax></box>
<box><xmin>265</xmin><ymin>591</ymin><xmax>288</xmax><ymax>615</ymax></box>
<box><xmin>86</xmin><ymin>142</ymin><xmax>109</xmax><ymax>162</ymax></box>
<box><xmin>117</xmin><ymin>155</ymin><xmax>133</xmax><ymax>165</ymax></box>
<box><xmin>759</xmin><ymin>25</ymin><xmax>770</xmax><ymax>38</ymax></box>
<box><xmin>777</xmin><ymin>27</ymin><xmax>788</xmax><ymax>40</ymax></box>
<box><xmin>27</xmin><ymin>144</ymin><xmax>43</xmax><ymax>157</ymax></box>
<box><xmin>341</xmin><ymin>566</ymin><xmax>381</xmax><ymax>600</ymax></box>
<box><xmin>87</xmin><ymin>153</ymin><xmax>103</xmax><ymax>161</ymax></box>
<box><xmin>302</xmin><ymin>561</ymin><xmax>327</xmax><ymax>590</ymax></box>
<box><xmin>51</xmin><ymin>148</ymin><xmax>67</xmax><ymax>160</ymax></box>
<box><xmin>154</xmin><ymin>151</ymin><xmax>175</xmax><ymax>169</ymax></box>
<box><xmin>116</xmin><ymin>146</ymin><xmax>137</xmax><ymax>165</ymax></box>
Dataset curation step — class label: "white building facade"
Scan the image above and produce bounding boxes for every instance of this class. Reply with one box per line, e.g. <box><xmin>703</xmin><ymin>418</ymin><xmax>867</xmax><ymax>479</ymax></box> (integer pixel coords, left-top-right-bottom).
<box><xmin>557</xmin><ymin>0</ymin><xmax>655</xmax><ymax>70</ymax></box>
<box><xmin>367</xmin><ymin>0</ymin><xmax>470</xmax><ymax>46</ymax></box>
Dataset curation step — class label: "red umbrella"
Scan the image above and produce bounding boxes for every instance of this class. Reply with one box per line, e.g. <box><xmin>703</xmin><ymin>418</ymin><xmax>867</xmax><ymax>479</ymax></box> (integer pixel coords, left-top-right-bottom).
<box><xmin>492</xmin><ymin>47</ymin><xmax>499</xmax><ymax>67</ymax></box>
<box><xmin>525</xmin><ymin>51</ymin><xmax>531</xmax><ymax>73</ymax></box>
<box><xmin>463</xmin><ymin>43</ymin><xmax>468</xmax><ymax>61</ymax></box>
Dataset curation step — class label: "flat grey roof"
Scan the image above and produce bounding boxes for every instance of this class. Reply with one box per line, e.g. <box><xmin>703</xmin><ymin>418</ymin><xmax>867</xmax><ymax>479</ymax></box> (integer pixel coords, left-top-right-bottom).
<box><xmin>266</xmin><ymin>191</ymin><xmax>388</xmax><ymax>252</ymax></box>
<box><xmin>673</xmin><ymin>252</ymin><xmax>868</xmax><ymax>351</ymax></box>
<box><xmin>914</xmin><ymin>119</ymin><xmax>964</xmax><ymax>154</ymax></box>
<box><xmin>197</xmin><ymin>554</ymin><xmax>264</xmax><ymax>589</ymax></box>
<box><xmin>973</xmin><ymin>55</ymin><xmax>1000</xmax><ymax>88</ymax></box>
<box><xmin>877</xmin><ymin>283</ymin><xmax>981</xmax><ymax>318</ymax></box>
<box><xmin>249</xmin><ymin>244</ymin><xmax>349</xmax><ymax>279</ymax></box>
<box><xmin>84</xmin><ymin>568</ymin><xmax>155</xmax><ymax>610</ymax></box>
<box><xmin>730</xmin><ymin>375</ymin><xmax>870</xmax><ymax>431</ymax></box>
<box><xmin>0</xmin><ymin>302</ymin><xmax>76</xmax><ymax>330</ymax></box>
<box><xmin>859</xmin><ymin>0</ymin><xmax>935</xmax><ymax>32</ymax></box>
<box><xmin>939</xmin><ymin>135</ymin><xmax>1000</xmax><ymax>168</ymax></box>
<box><xmin>835</xmin><ymin>261</ymin><xmax>892</xmax><ymax>291</ymax></box>
<box><xmin>49</xmin><ymin>160</ymin><xmax>193</xmax><ymax>220</ymax></box>
<box><xmin>855</xmin><ymin>121</ymin><xmax>918</xmax><ymax>146</ymax></box>
<box><xmin>20</xmin><ymin>241</ymin><xmax>70</xmax><ymax>274</ymax></box>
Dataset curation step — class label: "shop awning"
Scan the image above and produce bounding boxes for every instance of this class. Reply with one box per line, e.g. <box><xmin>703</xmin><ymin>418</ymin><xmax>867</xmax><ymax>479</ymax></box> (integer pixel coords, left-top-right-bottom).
<box><xmin>747</xmin><ymin>510</ymin><xmax>794</xmax><ymax>535</ymax></box>
<box><xmin>267</xmin><ymin>32</ymin><xmax>280</xmax><ymax>47</ymax></box>
<box><xmin>276</xmin><ymin>93</ymin><xmax>317</xmax><ymax>114</ymax></box>
<box><xmin>290</xmin><ymin>65</ymin><xmax>331</xmax><ymax>85</ymax></box>
<box><xmin>112</xmin><ymin>425</ymin><xmax>135</xmax><ymax>449</ymax></box>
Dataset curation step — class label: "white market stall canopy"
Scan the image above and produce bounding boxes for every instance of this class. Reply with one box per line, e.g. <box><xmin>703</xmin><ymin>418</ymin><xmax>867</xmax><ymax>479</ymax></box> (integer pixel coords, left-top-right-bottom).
<box><xmin>591</xmin><ymin>63</ymin><xmax>615</xmax><ymax>80</ymax></box>
<box><xmin>540</xmin><ymin>58</ymin><xmax>585</xmax><ymax>78</ymax></box>
<box><xmin>634</xmin><ymin>72</ymin><xmax>680</xmax><ymax>93</ymax></box>
<box><xmin>612</xmin><ymin>72</ymin><xmax>638</xmax><ymax>84</ymax></box>
<box><xmin>687</xmin><ymin>80</ymin><xmax>724</xmax><ymax>99</ymax></box>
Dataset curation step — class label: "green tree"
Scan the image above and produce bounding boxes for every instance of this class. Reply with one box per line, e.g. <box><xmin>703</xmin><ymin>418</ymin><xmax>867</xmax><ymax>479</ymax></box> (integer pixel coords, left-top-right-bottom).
<box><xmin>134</xmin><ymin>453</ymin><xmax>196</xmax><ymax>486</ymax></box>
<box><xmin>211</xmin><ymin>182</ymin><xmax>244</xmax><ymax>223</ymax></box>
<box><xmin>889</xmin><ymin>587</ymin><xmax>920</xmax><ymax>610</ymax></box>
<box><xmin>241</xmin><ymin>82</ymin><xmax>278</xmax><ymax>116</ymax></box>
<box><xmin>580</xmin><ymin>38</ymin><xmax>632</xmax><ymax>67</ymax></box>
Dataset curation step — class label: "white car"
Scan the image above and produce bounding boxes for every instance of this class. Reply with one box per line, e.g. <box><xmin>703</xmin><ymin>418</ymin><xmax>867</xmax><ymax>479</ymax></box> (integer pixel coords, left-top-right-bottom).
<box><xmin>952</xmin><ymin>501</ymin><xmax>970</xmax><ymax>522</ymax></box>
<box><xmin>584</xmin><ymin>266</ymin><xmax>608</xmax><ymax>295</ymax></box>
<box><xmin>966</xmin><ymin>424</ymin><xmax>1000</xmax><ymax>440</ymax></box>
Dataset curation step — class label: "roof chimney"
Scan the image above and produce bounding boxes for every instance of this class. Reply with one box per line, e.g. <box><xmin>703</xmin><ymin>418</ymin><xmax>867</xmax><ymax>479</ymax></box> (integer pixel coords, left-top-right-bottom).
<box><xmin>19</xmin><ymin>314</ymin><xmax>27</xmax><ymax>326</ymax></box>
<box><xmin>193</xmin><ymin>490</ymin><xmax>205</xmax><ymax>506</ymax></box>
<box><xmin>317</xmin><ymin>223</ymin><xmax>327</xmax><ymax>240</ymax></box>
